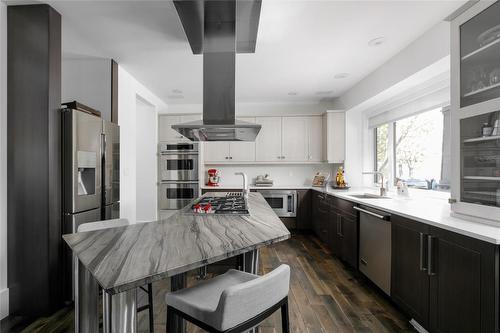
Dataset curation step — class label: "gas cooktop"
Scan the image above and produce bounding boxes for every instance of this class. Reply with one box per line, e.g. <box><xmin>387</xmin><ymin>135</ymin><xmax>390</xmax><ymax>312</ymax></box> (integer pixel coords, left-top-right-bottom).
<box><xmin>192</xmin><ymin>193</ymin><xmax>249</xmax><ymax>215</ymax></box>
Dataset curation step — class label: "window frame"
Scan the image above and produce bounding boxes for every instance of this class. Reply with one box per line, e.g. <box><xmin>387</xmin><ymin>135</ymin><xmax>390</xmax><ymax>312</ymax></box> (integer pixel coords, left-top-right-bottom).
<box><xmin>373</xmin><ymin>107</ymin><xmax>447</xmax><ymax>190</ymax></box>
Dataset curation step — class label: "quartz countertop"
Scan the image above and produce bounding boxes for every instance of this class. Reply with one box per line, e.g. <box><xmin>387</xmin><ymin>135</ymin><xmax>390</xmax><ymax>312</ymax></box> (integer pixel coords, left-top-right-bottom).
<box><xmin>63</xmin><ymin>192</ymin><xmax>290</xmax><ymax>294</ymax></box>
<box><xmin>312</xmin><ymin>186</ymin><xmax>500</xmax><ymax>245</ymax></box>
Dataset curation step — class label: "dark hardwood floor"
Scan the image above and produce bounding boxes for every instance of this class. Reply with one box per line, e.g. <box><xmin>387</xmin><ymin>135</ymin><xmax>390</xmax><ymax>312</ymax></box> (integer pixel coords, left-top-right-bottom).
<box><xmin>1</xmin><ymin>234</ymin><xmax>415</xmax><ymax>333</ymax></box>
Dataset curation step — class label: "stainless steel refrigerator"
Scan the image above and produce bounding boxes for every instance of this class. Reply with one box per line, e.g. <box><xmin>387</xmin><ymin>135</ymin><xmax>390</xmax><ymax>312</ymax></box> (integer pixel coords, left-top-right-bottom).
<box><xmin>61</xmin><ymin>106</ymin><xmax>120</xmax><ymax>299</ymax></box>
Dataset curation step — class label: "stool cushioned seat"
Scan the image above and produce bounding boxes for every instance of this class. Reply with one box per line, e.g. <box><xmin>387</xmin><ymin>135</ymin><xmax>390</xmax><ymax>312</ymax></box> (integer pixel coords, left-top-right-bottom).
<box><xmin>166</xmin><ymin>265</ymin><xmax>290</xmax><ymax>331</ymax></box>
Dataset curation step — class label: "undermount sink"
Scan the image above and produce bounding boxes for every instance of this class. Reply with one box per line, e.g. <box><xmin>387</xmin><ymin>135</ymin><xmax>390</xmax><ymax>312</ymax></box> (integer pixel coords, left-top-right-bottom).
<box><xmin>348</xmin><ymin>193</ymin><xmax>391</xmax><ymax>199</ymax></box>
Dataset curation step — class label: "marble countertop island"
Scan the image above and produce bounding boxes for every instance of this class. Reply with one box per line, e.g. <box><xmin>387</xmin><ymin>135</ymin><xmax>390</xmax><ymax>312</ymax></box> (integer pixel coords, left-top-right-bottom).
<box><xmin>63</xmin><ymin>192</ymin><xmax>290</xmax><ymax>294</ymax></box>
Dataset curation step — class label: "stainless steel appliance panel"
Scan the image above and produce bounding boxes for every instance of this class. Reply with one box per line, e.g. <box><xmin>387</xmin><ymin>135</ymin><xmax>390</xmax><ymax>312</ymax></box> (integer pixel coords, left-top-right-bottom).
<box><xmin>104</xmin><ymin>202</ymin><xmax>120</xmax><ymax>220</ymax></box>
<box><xmin>358</xmin><ymin>206</ymin><xmax>391</xmax><ymax>295</ymax></box>
<box><xmin>159</xmin><ymin>153</ymin><xmax>199</xmax><ymax>181</ymax></box>
<box><xmin>103</xmin><ymin>120</ymin><xmax>120</xmax><ymax>206</ymax></box>
<box><xmin>158</xmin><ymin>182</ymin><xmax>199</xmax><ymax>209</ymax></box>
<box><xmin>158</xmin><ymin>142</ymin><xmax>198</xmax><ymax>153</ymax></box>
<box><xmin>257</xmin><ymin>190</ymin><xmax>297</xmax><ymax>217</ymax></box>
<box><xmin>63</xmin><ymin>109</ymin><xmax>103</xmax><ymax>213</ymax></box>
<box><xmin>62</xmin><ymin>208</ymin><xmax>101</xmax><ymax>300</ymax></box>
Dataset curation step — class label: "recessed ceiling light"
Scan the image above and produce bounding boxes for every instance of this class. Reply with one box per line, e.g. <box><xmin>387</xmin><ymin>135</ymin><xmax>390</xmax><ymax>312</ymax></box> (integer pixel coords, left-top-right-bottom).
<box><xmin>168</xmin><ymin>95</ymin><xmax>184</xmax><ymax>99</ymax></box>
<box><xmin>368</xmin><ymin>37</ymin><xmax>386</xmax><ymax>47</ymax></box>
<box><xmin>172</xmin><ymin>89</ymin><xmax>183</xmax><ymax>94</ymax></box>
<box><xmin>288</xmin><ymin>92</ymin><xmax>298</xmax><ymax>96</ymax></box>
<box><xmin>334</xmin><ymin>73</ymin><xmax>349</xmax><ymax>79</ymax></box>
<box><xmin>315</xmin><ymin>90</ymin><xmax>334</xmax><ymax>95</ymax></box>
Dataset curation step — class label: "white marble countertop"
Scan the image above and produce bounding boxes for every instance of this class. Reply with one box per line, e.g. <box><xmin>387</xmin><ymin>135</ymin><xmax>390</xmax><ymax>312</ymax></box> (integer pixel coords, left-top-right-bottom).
<box><xmin>201</xmin><ymin>184</ymin><xmax>500</xmax><ymax>244</ymax></box>
<box><xmin>201</xmin><ymin>185</ymin><xmax>314</xmax><ymax>190</ymax></box>
<box><xmin>312</xmin><ymin>186</ymin><xmax>500</xmax><ymax>245</ymax></box>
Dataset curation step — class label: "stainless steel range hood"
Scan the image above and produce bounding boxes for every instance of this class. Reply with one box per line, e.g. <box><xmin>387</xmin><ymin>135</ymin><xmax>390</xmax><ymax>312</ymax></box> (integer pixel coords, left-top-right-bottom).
<box><xmin>171</xmin><ymin>0</ymin><xmax>262</xmax><ymax>141</ymax></box>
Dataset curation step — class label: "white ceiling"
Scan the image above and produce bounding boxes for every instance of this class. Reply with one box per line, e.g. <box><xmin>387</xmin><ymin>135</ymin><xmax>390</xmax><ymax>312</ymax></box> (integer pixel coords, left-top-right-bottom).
<box><xmin>47</xmin><ymin>0</ymin><xmax>465</xmax><ymax>105</ymax></box>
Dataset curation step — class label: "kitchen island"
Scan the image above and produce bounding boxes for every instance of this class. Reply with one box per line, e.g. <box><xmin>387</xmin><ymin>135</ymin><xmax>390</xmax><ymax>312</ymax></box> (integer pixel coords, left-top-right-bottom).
<box><xmin>63</xmin><ymin>192</ymin><xmax>290</xmax><ymax>333</ymax></box>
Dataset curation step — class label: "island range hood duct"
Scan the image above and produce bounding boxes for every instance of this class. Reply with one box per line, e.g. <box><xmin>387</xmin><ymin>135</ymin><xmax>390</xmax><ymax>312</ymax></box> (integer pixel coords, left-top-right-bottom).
<box><xmin>172</xmin><ymin>0</ymin><xmax>262</xmax><ymax>141</ymax></box>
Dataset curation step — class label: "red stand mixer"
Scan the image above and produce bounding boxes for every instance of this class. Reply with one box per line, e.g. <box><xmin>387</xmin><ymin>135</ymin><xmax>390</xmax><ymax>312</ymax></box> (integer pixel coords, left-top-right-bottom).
<box><xmin>207</xmin><ymin>168</ymin><xmax>220</xmax><ymax>186</ymax></box>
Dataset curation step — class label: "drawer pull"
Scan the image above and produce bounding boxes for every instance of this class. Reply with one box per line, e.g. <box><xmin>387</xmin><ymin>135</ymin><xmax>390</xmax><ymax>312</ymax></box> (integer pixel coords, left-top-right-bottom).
<box><xmin>419</xmin><ymin>233</ymin><xmax>427</xmax><ymax>271</ymax></box>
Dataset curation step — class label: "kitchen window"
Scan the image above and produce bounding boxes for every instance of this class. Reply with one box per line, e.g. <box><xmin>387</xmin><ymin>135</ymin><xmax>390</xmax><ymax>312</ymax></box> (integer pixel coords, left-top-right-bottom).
<box><xmin>374</xmin><ymin>107</ymin><xmax>450</xmax><ymax>191</ymax></box>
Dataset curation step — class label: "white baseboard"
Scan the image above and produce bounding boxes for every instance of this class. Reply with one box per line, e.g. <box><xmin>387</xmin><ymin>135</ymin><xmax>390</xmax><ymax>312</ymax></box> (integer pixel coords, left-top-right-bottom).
<box><xmin>0</xmin><ymin>287</ymin><xmax>8</xmax><ymax>320</ymax></box>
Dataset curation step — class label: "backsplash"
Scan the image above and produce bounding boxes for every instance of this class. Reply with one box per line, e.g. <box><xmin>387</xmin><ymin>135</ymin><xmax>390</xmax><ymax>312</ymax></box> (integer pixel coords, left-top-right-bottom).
<box><xmin>202</xmin><ymin>164</ymin><xmax>340</xmax><ymax>187</ymax></box>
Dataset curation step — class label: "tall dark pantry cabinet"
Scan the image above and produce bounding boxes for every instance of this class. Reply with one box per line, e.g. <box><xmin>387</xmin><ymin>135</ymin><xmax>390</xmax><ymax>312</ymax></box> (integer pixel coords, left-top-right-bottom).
<box><xmin>7</xmin><ymin>4</ymin><xmax>63</xmax><ymax>317</ymax></box>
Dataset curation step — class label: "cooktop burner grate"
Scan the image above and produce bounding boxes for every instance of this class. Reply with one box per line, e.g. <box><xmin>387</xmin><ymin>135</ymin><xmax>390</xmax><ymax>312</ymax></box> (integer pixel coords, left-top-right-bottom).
<box><xmin>192</xmin><ymin>195</ymin><xmax>249</xmax><ymax>214</ymax></box>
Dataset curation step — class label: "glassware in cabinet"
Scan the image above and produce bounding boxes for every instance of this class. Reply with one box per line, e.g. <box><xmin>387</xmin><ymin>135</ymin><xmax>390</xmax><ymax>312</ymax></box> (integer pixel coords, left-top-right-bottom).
<box><xmin>460</xmin><ymin>1</ymin><xmax>500</xmax><ymax>108</ymax></box>
<box><xmin>460</xmin><ymin>111</ymin><xmax>500</xmax><ymax>207</ymax></box>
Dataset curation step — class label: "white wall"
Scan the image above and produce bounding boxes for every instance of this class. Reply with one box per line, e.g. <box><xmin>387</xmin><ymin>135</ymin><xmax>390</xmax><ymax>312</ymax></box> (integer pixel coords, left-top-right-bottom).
<box><xmin>135</xmin><ymin>97</ymin><xmax>157</xmax><ymax>222</ymax></box>
<box><xmin>339</xmin><ymin>22</ymin><xmax>451</xmax><ymax>187</ymax></box>
<box><xmin>118</xmin><ymin>66</ymin><xmax>167</xmax><ymax>222</ymax></box>
<box><xmin>0</xmin><ymin>1</ymin><xmax>8</xmax><ymax>320</ymax></box>
<box><xmin>202</xmin><ymin>164</ymin><xmax>338</xmax><ymax>188</ymax></box>
<box><xmin>62</xmin><ymin>57</ymin><xmax>112</xmax><ymax>121</ymax></box>
<box><xmin>338</xmin><ymin>22</ymin><xmax>451</xmax><ymax>111</ymax></box>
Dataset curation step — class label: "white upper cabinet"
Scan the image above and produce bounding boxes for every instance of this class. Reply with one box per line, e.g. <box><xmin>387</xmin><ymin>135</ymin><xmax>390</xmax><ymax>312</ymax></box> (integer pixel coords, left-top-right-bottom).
<box><xmin>203</xmin><ymin>142</ymin><xmax>230</xmax><ymax>162</ymax></box>
<box><xmin>282</xmin><ymin>117</ymin><xmax>308</xmax><ymax>161</ymax></box>
<box><xmin>308</xmin><ymin>116</ymin><xmax>324</xmax><ymax>162</ymax></box>
<box><xmin>158</xmin><ymin>114</ymin><xmax>201</xmax><ymax>142</ymax></box>
<box><xmin>255</xmin><ymin>117</ymin><xmax>283</xmax><ymax>161</ymax></box>
<box><xmin>229</xmin><ymin>117</ymin><xmax>256</xmax><ymax>162</ymax></box>
<box><xmin>325</xmin><ymin>111</ymin><xmax>345</xmax><ymax>163</ymax></box>
<box><xmin>204</xmin><ymin>117</ymin><xmax>256</xmax><ymax>163</ymax></box>
<box><xmin>174</xmin><ymin>114</ymin><xmax>342</xmax><ymax>164</ymax></box>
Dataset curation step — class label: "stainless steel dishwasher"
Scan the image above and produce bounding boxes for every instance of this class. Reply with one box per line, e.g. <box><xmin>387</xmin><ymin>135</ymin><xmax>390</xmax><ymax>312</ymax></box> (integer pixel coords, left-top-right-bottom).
<box><xmin>355</xmin><ymin>205</ymin><xmax>392</xmax><ymax>296</ymax></box>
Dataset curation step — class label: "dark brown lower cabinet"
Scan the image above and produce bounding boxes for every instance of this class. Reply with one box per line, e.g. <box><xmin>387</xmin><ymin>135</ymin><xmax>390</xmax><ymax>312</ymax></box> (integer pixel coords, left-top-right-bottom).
<box><xmin>339</xmin><ymin>213</ymin><xmax>358</xmax><ymax>268</ymax></box>
<box><xmin>392</xmin><ymin>215</ymin><xmax>499</xmax><ymax>333</ymax></box>
<box><xmin>329</xmin><ymin>199</ymin><xmax>358</xmax><ymax>269</ymax></box>
<box><xmin>296</xmin><ymin>189</ymin><xmax>311</xmax><ymax>230</ymax></box>
<box><xmin>428</xmin><ymin>227</ymin><xmax>498</xmax><ymax>333</ymax></box>
<box><xmin>391</xmin><ymin>215</ymin><xmax>430</xmax><ymax>328</ymax></box>
<box><xmin>312</xmin><ymin>192</ymin><xmax>329</xmax><ymax>242</ymax></box>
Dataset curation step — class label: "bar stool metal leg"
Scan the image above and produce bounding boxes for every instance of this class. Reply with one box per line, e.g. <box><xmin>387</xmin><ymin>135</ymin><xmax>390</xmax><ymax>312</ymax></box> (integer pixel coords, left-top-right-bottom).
<box><xmin>148</xmin><ymin>283</ymin><xmax>154</xmax><ymax>333</ymax></box>
<box><xmin>281</xmin><ymin>297</ymin><xmax>290</xmax><ymax>333</ymax></box>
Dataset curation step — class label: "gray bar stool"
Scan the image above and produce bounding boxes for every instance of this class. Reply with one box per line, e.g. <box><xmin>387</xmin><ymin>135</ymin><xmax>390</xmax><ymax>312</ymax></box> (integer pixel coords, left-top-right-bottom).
<box><xmin>165</xmin><ymin>264</ymin><xmax>290</xmax><ymax>333</ymax></box>
<box><xmin>76</xmin><ymin>218</ymin><xmax>155</xmax><ymax>333</ymax></box>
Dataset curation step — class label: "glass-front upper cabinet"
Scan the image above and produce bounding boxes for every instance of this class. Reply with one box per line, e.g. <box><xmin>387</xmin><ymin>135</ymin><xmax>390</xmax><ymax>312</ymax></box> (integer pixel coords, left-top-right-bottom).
<box><xmin>460</xmin><ymin>1</ymin><xmax>500</xmax><ymax>108</ymax></box>
<box><xmin>460</xmin><ymin>111</ymin><xmax>500</xmax><ymax>208</ymax></box>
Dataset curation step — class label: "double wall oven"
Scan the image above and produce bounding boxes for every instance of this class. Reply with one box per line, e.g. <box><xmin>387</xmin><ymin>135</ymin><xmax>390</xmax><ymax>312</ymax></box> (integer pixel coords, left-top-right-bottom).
<box><xmin>158</xmin><ymin>142</ymin><xmax>199</xmax><ymax>210</ymax></box>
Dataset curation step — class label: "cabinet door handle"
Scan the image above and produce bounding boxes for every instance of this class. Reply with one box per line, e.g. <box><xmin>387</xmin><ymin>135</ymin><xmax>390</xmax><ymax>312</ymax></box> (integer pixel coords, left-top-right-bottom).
<box><xmin>282</xmin><ymin>156</ymin><xmax>285</xmax><ymax>159</ymax></box>
<box><xmin>419</xmin><ymin>233</ymin><xmax>427</xmax><ymax>271</ymax></box>
<box><xmin>427</xmin><ymin>235</ymin><xmax>436</xmax><ymax>276</ymax></box>
<box><xmin>317</xmin><ymin>195</ymin><xmax>325</xmax><ymax>200</ymax></box>
<box><xmin>360</xmin><ymin>258</ymin><xmax>368</xmax><ymax>266</ymax></box>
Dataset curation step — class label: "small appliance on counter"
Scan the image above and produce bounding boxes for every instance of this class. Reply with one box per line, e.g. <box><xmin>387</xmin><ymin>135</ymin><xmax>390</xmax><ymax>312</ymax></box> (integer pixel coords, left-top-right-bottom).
<box><xmin>255</xmin><ymin>174</ymin><xmax>274</xmax><ymax>187</ymax></box>
<box><xmin>206</xmin><ymin>168</ymin><xmax>220</xmax><ymax>186</ymax></box>
<box><xmin>312</xmin><ymin>171</ymin><xmax>330</xmax><ymax>187</ymax></box>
